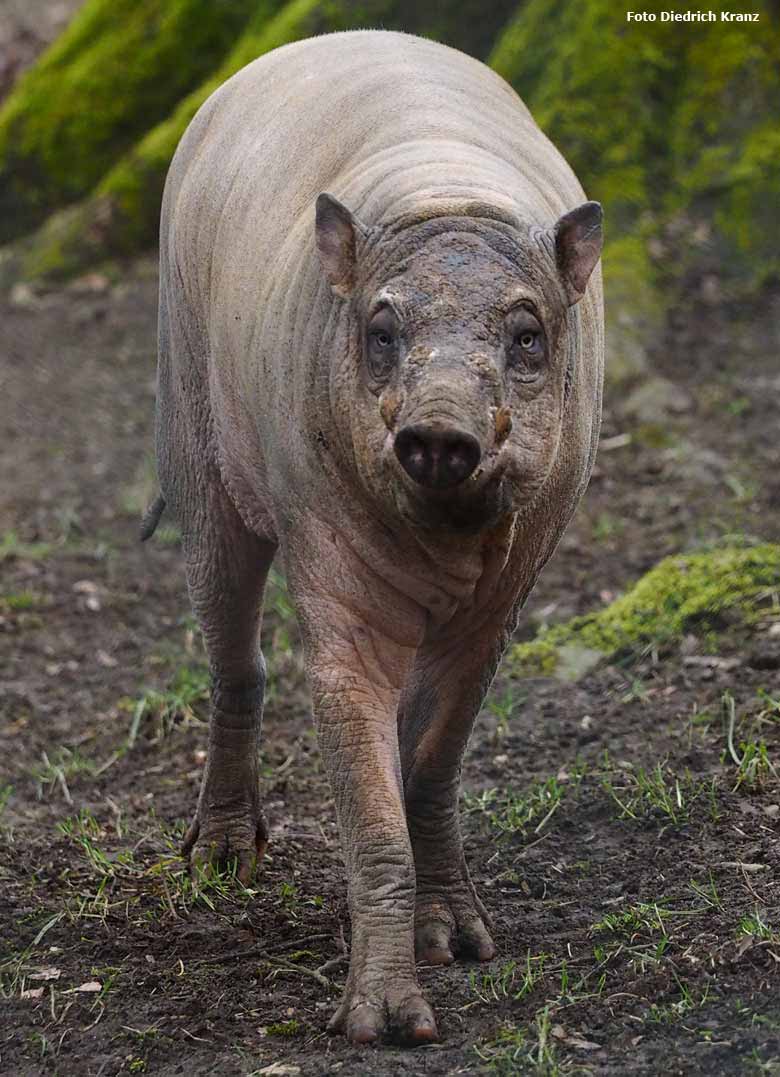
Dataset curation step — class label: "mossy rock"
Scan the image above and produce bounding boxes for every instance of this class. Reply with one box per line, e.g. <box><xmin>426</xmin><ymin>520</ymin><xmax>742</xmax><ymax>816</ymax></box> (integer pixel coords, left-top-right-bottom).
<box><xmin>491</xmin><ymin>0</ymin><xmax>780</xmax><ymax>373</ymax></box>
<box><xmin>1</xmin><ymin>0</ymin><xmax>520</xmax><ymax>283</ymax></box>
<box><xmin>4</xmin><ymin>0</ymin><xmax>778</xmax><ymax>290</ymax></box>
<box><xmin>0</xmin><ymin>0</ymin><xmax>279</xmax><ymax>245</ymax></box>
<box><xmin>510</xmin><ymin>543</ymin><xmax>780</xmax><ymax>679</ymax></box>
<box><xmin>491</xmin><ymin>0</ymin><xmax>779</xmax><ymax>259</ymax></box>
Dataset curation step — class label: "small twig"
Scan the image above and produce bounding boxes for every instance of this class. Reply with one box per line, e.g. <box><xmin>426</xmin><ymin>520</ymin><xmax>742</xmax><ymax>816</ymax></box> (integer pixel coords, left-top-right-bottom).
<box><xmin>56</xmin><ymin>767</ymin><xmax>73</xmax><ymax>806</ymax></box>
<box><xmin>159</xmin><ymin>874</ymin><xmax>178</xmax><ymax>919</ymax></box>
<box><xmin>195</xmin><ymin>946</ymin><xmax>267</xmax><ymax>967</ymax></box>
<box><xmin>534</xmin><ymin>797</ymin><xmax>562</xmax><ymax>835</ymax></box>
<box><xmin>93</xmin><ymin>750</ymin><xmax>122</xmax><ymax>777</ymax></box>
<box><xmin>267</xmin><ymin>932</ymin><xmax>333</xmax><ymax>954</ymax></box>
<box><xmin>32</xmin><ymin>912</ymin><xmax>63</xmax><ymax>947</ymax></box>
<box><xmin>81</xmin><ymin>1003</ymin><xmax>104</xmax><ymax>1032</ymax></box>
<box><xmin>723</xmin><ymin>692</ymin><xmax>742</xmax><ymax>767</ymax></box>
<box><xmin>180</xmin><ymin>1027</ymin><xmax>211</xmax><ymax>1043</ymax></box>
<box><xmin>739</xmin><ymin>863</ymin><xmax>765</xmax><ymax>903</ymax></box>
<box><xmin>516</xmin><ymin>831</ymin><xmax>551</xmax><ymax>858</ymax></box>
<box><xmin>268</xmin><ymin>962</ymin><xmax>331</xmax><ymax>990</ymax></box>
<box><xmin>274</xmin><ymin>753</ymin><xmax>295</xmax><ymax>776</ymax></box>
<box><xmin>316</xmin><ymin>954</ymin><xmax>349</xmax><ymax>977</ymax></box>
<box><xmin>194</xmin><ymin>932</ymin><xmax>333</xmax><ymax>967</ymax></box>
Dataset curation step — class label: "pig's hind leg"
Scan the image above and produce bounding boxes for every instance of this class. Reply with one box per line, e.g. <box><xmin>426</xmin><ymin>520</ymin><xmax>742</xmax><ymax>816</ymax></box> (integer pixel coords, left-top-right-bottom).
<box><xmin>156</xmin><ymin>277</ymin><xmax>276</xmax><ymax>883</ymax></box>
<box><xmin>178</xmin><ymin>489</ymin><xmax>276</xmax><ymax>884</ymax></box>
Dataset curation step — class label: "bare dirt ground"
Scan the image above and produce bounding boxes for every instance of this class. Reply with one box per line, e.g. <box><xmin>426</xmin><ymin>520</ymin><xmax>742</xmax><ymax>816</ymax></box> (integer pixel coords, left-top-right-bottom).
<box><xmin>1</xmin><ymin>261</ymin><xmax>779</xmax><ymax>1076</ymax></box>
<box><xmin>0</xmin><ymin>0</ymin><xmax>83</xmax><ymax>102</ymax></box>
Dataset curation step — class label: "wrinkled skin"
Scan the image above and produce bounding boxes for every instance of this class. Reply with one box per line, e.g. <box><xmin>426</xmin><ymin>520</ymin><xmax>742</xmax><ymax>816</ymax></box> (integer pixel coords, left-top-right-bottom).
<box><xmin>152</xmin><ymin>30</ymin><xmax>604</xmax><ymax>1045</ymax></box>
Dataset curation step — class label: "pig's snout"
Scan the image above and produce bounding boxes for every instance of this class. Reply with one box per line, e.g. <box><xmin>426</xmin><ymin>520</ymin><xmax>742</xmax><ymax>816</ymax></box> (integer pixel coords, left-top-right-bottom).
<box><xmin>394</xmin><ymin>422</ymin><xmax>481</xmax><ymax>489</ymax></box>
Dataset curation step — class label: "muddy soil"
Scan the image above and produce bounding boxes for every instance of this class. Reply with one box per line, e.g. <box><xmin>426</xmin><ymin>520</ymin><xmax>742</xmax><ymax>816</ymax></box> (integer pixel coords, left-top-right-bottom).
<box><xmin>1</xmin><ymin>262</ymin><xmax>779</xmax><ymax>1076</ymax></box>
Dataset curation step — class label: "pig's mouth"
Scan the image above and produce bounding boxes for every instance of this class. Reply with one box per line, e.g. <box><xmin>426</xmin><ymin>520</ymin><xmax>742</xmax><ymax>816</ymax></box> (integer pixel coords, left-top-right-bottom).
<box><xmin>384</xmin><ymin>434</ymin><xmax>512</xmax><ymax>533</ymax></box>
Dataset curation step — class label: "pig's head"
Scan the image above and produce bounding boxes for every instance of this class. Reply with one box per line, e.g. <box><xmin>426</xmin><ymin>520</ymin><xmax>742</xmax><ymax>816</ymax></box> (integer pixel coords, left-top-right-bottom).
<box><xmin>315</xmin><ymin>193</ymin><xmax>602</xmax><ymax>533</ymax></box>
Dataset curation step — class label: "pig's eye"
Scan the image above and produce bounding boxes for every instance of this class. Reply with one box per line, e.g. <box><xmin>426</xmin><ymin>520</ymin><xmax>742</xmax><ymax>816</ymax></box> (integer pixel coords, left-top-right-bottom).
<box><xmin>506</xmin><ymin>309</ymin><xmax>546</xmax><ymax>382</ymax></box>
<box><xmin>366</xmin><ymin>309</ymin><xmax>399</xmax><ymax>382</ymax></box>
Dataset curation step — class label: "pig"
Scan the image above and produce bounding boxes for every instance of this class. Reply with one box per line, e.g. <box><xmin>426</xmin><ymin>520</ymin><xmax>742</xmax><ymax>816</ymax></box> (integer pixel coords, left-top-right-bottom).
<box><xmin>145</xmin><ymin>29</ymin><xmax>603</xmax><ymax>1045</ymax></box>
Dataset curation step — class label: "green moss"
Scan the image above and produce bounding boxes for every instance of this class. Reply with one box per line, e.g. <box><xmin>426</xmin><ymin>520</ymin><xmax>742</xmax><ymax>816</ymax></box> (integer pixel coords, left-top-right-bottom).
<box><xmin>97</xmin><ymin>0</ymin><xmax>338</xmax><ymax>255</ymax></box>
<box><xmin>6</xmin><ymin>0</ymin><xmax>779</xmax><ymax>288</ymax></box>
<box><xmin>0</xmin><ymin>0</ymin><xmax>270</xmax><ymax>243</ymax></box>
<box><xmin>490</xmin><ymin>0</ymin><xmax>681</xmax><ymax>231</ymax></box>
<box><xmin>491</xmin><ymin>0</ymin><xmax>780</xmax><ymax>301</ymax></box>
<box><xmin>265</xmin><ymin>1019</ymin><xmax>301</xmax><ymax>1036</ymax></box>
<box><xmin>669</xmin><ymin>18</ymin><xmax>780</xmax><ymax>287</ymax></box>
<box><xmin>510</xmin><ymin>544</ymin><xmax>780</xmax><ymax>678</ymax></box>
<box><xmin>6</xmin><ymin>0</ymin><xmax>519</xmax><ymax>280</ymax></box>
<box><xmin>2</xmin><ymin>0</ymin><xmax>523</xmax><ymax>283</ymax></box>
<box><xmin>5</xmin><ymin>0</ymin><xmax>395</xmax><ymax>278</ymax></box>
<box><xmin>0</xmin><ymin>591</ymin><xmax>40</xmax><ymax>612</ymax></box>
<box><xmin>602</xmin><ymin>232</ymin><xmax>664</xmax><ymax>383</ymax></box>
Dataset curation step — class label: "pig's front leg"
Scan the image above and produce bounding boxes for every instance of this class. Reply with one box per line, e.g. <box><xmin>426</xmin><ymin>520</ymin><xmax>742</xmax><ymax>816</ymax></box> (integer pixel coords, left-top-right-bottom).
<box><xmin>399</xmin><ymin>617</ymin><xmax>514</xmax><ymax>966</ymax></box>
<box><xmin>286</xmin><ymin>547</ymin><xmax>436</xmax><ymax>1045</ymax></box>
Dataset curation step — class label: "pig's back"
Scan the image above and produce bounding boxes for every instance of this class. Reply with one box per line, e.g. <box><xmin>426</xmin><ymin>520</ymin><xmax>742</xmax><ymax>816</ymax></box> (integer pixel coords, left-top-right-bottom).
<box><xmin>164</xmin><ymin>31</ymin><xmax>586</xmax><ymax>321</ymax></box>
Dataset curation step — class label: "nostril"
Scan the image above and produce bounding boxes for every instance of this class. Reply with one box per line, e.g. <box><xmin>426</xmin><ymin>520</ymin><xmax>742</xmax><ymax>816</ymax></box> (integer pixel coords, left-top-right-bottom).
<box><xmin>394</xmin><ymin>424</ymin><xmax>481</xmax><ymax>489</ymax></box>
<box><xmin>407</xmin><ymin>437</ymin><xmax>426</xmax><ymax>470</ymax></box>
<box><xmin>394</xmin><ymin>429</ymin><xmax>428</xmax><ymax>485</ymax></box>
<box><xmin>444</xmin><ymin>436</ymin><xmax>480</xmax><ymax>484</ymax></box>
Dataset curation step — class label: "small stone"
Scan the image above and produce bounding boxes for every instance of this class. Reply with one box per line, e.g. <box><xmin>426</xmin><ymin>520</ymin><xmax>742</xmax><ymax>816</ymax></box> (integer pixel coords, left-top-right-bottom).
<box><xmin>73</xmin><ymin>580</ymin><xmax>99</xmax><ymax>595</ymax></box>
<box><xmin>748</xmin><ymin>643</ymin><xmax>780</xmax><ymax>671</ymax></box>
<box><xmin>683</xmin><ymin>655</ymin><xmax>740</xmax><ymax>671</ymax></box>
<box><xmin>9</xmin><ymin>283</ymin><xmax>38</xmax><ymax>307</ymax></box>
<box><xmin>553</xmin><ymin>644</ymin><xmax>603</xmax><ymax>682</ymax></box>
<box><xmin>69</xmin><ymin>272</ymin><xmax>110</xmax><ymax>293</ymax></box>
<box><xmin>623</xmin><ymin>376</ymin><xmax>694</xmax><ymax>423</ymax></box>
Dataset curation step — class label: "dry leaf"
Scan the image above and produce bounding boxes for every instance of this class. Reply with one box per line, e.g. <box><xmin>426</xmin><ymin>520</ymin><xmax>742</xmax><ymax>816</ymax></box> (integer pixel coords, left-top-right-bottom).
<box><xmin>29</xmin><ymin>967</ymin><xmax>61</xmax><ymax>981</ymax></box>
<box><xmin>566</xmin><ymin>1036</ymin><xmax>602</xmax><ymax>1050</ymax></box>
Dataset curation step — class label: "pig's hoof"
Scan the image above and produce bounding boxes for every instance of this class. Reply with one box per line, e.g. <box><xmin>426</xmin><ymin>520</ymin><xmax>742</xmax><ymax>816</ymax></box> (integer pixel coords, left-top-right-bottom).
<box><xmin>327</xmin><ymin>984</ymin><xmax>438</xmax><ymax>1046</ymax></box>
<box><xmin>182</xmin><ymin>804</ymin><xmax>268</xmax><ymax>885</ymax></box>
<box><xmin>415</xmin><ymin>894</ymin><xmax>496</xmax><ymax>966</ymax></box>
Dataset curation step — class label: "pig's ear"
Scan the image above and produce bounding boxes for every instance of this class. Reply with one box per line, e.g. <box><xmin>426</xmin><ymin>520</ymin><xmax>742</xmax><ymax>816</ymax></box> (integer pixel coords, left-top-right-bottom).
<box><xmin>315</xmin><ymin>193</ymin><xmax>366</xmax><ymax>298</ymax></box>
<box><xmin>553</xmin><ymin>201</ymin><xmax>603</xmax><ymax>306</ymax></box>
